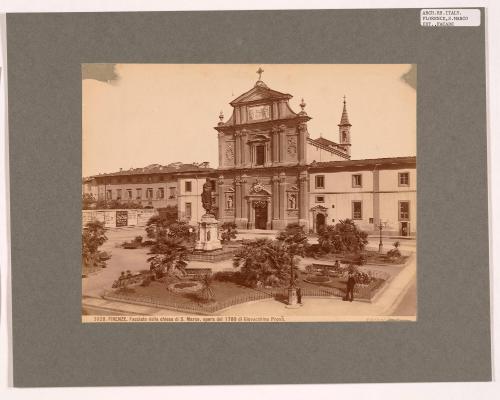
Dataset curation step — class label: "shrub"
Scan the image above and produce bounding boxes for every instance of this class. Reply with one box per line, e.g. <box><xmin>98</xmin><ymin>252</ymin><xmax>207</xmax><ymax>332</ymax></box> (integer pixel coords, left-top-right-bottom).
<box><xmin>82</xmin><ymin>221</ymin><xmax>109</xmax><ymax>271</ymax></box>
<box><xmin>305</xmin><ymin>243</ymin><xmax>326</xmax><ymax>258</ymax></box>
<box><xmin>387</xmin><ymin>241</ymin><xmax>402</xmax><ymax>261</ymax></box>
<box><xmin>317</xmin><ymin>219</ymin><xmax>368</xmax><ymax>254</ymax></box>
<box><xmin>141</xmin><ymin>275</ymin><xmax>152</xmax><ymax>287</ymax></box>
<box><xmin>354</xmin><ymin>271</ymin><xmax>372</xmax><ymax>285</ymax></box>
<box><xmin>220</xmin><ymin>222</ymin><xmax>238</xmax><ymax>243</ymax></box>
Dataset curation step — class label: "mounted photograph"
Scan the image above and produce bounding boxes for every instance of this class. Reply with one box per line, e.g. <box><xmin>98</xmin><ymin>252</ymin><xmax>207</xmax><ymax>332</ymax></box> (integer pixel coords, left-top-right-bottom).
<box><xmin>81</xmin><ymin>64</ymin><xmax>417</xmax><ymax>322</ymax></box>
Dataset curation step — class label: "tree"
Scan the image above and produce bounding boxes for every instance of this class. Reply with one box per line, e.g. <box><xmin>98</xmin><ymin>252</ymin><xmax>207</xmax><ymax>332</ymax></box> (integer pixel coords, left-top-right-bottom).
<box><xmin>147</xmin><ymin>237</ymin><xmax>189</xmax><ymax>280</ymax></box>
<box><xmin>220</xmin><ymin>222</ymin><xmax>238</xmax><ymax>243</ymax></box>
<box><xmin>276</xmin><ymin>223</ymin><xmax>308</xmax><ymax>257</ymax></box>
<box><xmin>199</xmin><ymin>274</ymin><xmax>215</xmax><ymax>302</ymax></box>
<box><xmin>82</xmin><ymin>221</ymin><xmax>108</xmax><ymax>271</ymax></box>
<box><xmin>233</xmin><ymin>239</ymin><xmax>298</xmax><ymax>287</ymax></box>
<box><xmin>159</xmin><ymin>205</ymin><xmax>178</xmax><ymax>225</ymax></box>
<box><xmin>167</xmin><ymin>221</ymin><xmax>192</xmax><ymax>243</ymax></box>
<box><xmin>145</xmin><ymin>215</ymin><xmax>170</xmax><ymax>244</ymax></box>
<box><xmin>317</xmin><ymin>219</ymin><xmax>368</xmax><ymax>254</ymax></box>
<box><xmin>82</xmin><ymin>193</ymin><xmax>96</xmax><ymax>210</ymax></box>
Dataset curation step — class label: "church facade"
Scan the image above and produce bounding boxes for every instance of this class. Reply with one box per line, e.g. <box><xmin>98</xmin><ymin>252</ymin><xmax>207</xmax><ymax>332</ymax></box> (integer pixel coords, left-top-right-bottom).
<box><xmin>83</xmin><ymin>72</ymin><xmax>416</xmax><ymax>237</ymax></box>
<box><xmin>212</xmin><ymin>74</ymin><xmax>416</xmax><ymax>236</ymax></box>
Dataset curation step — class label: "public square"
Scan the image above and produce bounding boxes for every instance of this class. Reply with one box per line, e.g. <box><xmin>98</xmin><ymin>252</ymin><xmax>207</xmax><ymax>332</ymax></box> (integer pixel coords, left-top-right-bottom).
<box><xmin>82</xmin><ymin>225</ymin><xmax>416</xmax><ymax>320</ymax></box>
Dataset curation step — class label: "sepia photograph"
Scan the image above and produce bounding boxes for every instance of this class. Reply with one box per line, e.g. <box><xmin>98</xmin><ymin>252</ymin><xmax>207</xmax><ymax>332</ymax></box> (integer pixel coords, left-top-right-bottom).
<box><xmin>81</xmin><ymin>64</ymin><xmax>417</xmax><ymax>322</ymax></box>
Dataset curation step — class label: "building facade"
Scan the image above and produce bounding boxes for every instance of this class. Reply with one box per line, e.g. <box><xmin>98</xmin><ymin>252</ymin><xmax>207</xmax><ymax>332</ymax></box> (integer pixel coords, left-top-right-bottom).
<box><xmin>83</xmin><ymin>74</ymin><xmax>416</xmax><ymax>236</ymax></box>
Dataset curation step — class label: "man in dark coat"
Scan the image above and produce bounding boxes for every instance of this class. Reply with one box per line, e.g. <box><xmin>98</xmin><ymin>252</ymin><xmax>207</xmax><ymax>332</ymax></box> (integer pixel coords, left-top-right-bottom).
<box><xmin>346</xmin><ymin>271</ymin><xmax>356</xmax><ymax>302</ymax></box>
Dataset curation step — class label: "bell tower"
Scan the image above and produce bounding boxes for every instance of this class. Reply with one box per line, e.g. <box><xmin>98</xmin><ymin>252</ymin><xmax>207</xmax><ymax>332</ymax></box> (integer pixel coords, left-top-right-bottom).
<box><xmin>338</xmin><ymin>95</ymin><xmax>352</xmax><ymax>156</ymax></box>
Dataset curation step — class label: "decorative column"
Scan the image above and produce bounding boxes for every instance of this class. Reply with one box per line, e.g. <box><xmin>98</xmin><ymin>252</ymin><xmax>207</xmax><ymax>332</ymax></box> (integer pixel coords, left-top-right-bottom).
<box><xmin>247</xmin><ymin>199</ymin><xmax>254</xmax><ymax>229</ymax></box>
<box><xmin>242</xmin><ymin>129</ymin><xmax>249</xmax><ymax>167</ymax></box>
<box><xmin>234</xmin><ymin>176</ymin><xmax>242</xmax><ymax>224</ymax></box>
<box><xmin>218</xmin><ymin>132</ymin><xmax>224</xmax><ymax>168</ymax></box>
<box><xmin>240</xmin><ymin>174</ymin><xmax>249</xmax><ymax>229</ymax></box>
<box><xmin>217</xmin><ymin>175</ymin><xmax>225</xmax><ymax>221</ymax></box>
<box><xmin>235</xmin><ymin>131</ymin><xmax>242</xmax><ymax>167</ymax></box>
<box><xmin>266</xmin><ymin>200</ymin><xmax>272</xmax><ymax>230</ymax></box>
<box><xmin>298</xmin><ymin>122</ymin><xmax>308</xmax><ymax>165</ymax></box>
<box><xmin>279</xmin><ymin>125</ymin><xmax>286</xmax><ymax>163</ymax></box>
<box><xmin>272</xmin><ymin>126</ymin><xmax>279</xmax><ymax>164</ymax></box>
<box><xmin>265</xmin><ymin>141</ymin><xmax>272</xmax><ymax>167</ymax></box>
<box><xmin>272</xmin><ymin>175</ymin><xmax>280</xmax><ymax>226</ymax></box>
<box><xmin>276</xmin><ymin>171</ymin><xmax>286</xmax><ymax>230</ymax></box>
<box><xmin>299</xmin><ymin>170</ymin><xmax>309</xmax><ymax>228</ymax></box>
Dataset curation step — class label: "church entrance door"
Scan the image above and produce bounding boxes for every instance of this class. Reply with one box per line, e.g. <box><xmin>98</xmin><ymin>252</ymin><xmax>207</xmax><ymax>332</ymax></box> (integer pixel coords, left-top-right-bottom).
<box><xmin>254</xmin><ymin>203</ymin><xmax>268</xmax><ymax>229</ymax></box>
<box><xmin>316</xmin><ymin>213</ymin><xmax>326</xmax><ymax>233</ymax></box>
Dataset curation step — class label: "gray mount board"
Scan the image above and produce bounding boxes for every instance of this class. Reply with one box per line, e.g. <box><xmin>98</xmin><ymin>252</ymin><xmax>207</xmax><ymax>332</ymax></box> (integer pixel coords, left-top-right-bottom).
<box><xmin>8</xmin><ymin>9</ymin><xmax>490</xmax><ymax>386</ymax></box>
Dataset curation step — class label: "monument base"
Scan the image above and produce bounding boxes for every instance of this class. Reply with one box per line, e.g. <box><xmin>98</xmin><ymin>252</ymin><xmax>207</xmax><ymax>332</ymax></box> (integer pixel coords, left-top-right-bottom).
<box><xmin>195</xmin><ymin>214</ymin><xmax>222</xmax><ymax>252</ymax></box>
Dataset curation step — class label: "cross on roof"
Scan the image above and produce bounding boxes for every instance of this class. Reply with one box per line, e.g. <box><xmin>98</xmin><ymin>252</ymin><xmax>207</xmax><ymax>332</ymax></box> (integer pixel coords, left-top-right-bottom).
<box><xmin>256</xmin><ymin>67</ymin><xmax>264</xmax><ymax>80</ymax></box>
<box><xmin>343</xmin><ymin>95</ymin><xmax>346</xmax><ymax>103</ymax></box>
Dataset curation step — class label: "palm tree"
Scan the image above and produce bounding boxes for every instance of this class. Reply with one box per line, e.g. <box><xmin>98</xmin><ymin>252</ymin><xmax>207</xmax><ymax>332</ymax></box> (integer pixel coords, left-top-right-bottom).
<box><xmin>147</xmin><ymin>237</ymin><xmax>188</xmax><ymax>280</ymax></box>
<box><xmin>199</xmin><ymin>274</ymin><xmax>215</xmax><ymax>302</ymax></box>
<box><xmin>233</xmin><ymin>239</ymin><xmax>298</xmax><ymax>287</ymax></box>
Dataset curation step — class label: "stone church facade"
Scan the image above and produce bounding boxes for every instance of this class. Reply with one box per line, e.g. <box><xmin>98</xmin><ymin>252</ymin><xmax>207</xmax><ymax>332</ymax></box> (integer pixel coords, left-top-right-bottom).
<box><xmin>83</xmin><ymin>73</ymin><xmax>417</xmax><ymax>237</ymax></box>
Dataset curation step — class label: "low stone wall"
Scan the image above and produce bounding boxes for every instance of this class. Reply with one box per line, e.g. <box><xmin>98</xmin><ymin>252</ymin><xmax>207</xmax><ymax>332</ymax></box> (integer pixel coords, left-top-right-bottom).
<box><xmin>82</xmin><ymin>208</ymin><xmax>157</xmax><ymax>228</ymax></box>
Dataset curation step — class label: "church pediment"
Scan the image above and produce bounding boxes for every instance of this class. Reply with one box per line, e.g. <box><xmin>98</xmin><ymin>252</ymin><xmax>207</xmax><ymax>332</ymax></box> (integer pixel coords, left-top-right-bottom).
<box><xmin>230</xmin><ymin>84</ymin><xmax>292</xmax><ymax>106</ymax></box>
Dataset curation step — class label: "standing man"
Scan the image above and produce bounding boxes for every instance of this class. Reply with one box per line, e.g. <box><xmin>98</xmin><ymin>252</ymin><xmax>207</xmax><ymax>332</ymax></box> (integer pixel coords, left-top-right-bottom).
<box><xmin>345</xmin><ymin>270</ymin><xmax>356</xmax><ymax>302</ymax></box>
<box><xmin>297</xmin><ymin>287</ymin><xmax>302</xmax><ymax>305</ymax></box>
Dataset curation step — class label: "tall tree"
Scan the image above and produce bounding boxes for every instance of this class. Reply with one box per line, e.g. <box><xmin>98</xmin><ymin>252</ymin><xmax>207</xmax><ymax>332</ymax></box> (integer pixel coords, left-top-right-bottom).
<box><xmin>317</xmin><ymin>218</ymin><xmax>368</xmax><ymax>254</ymax></box>
<box><xmin>82</xmin><ymin>221</ymin><xmax>108</xmax><ymax>270</ymax></box>
<box><xmin>147</xmin><ymin>237</ymin><xmax>189</xmax><ymax>280</ymax></box>
<box><xmin>233</xmin><ymin>239</ymin><xmax>298</xmax><ymax>287</ymax></box>
<box><xmin>276</xmin><ymin>222</ymin><xmax>308</xmax><ymax>257</ymax></box>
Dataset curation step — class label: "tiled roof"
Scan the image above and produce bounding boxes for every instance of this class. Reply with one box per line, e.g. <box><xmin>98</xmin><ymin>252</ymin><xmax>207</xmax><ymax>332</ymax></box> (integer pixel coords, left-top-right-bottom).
<box><xmin>309</xmin><ymin>156</ymin><xmax>416</xmax><ymax>170</ymax></box>
<box><xmin>90</xmin><ymin>163</ymin><xmax>214</xmax><ymax>178</ymax></box>
<box><xmin>313</xmin><ymin>137</ymin><xmax>339</xmax><ymax>148</ymax></box>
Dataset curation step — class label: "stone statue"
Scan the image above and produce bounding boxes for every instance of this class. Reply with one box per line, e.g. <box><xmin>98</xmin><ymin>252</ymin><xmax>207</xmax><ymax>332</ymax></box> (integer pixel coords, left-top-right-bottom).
<box><xmin>201</xmin><ymin>178</ymin><xmax>213</xmax><ymax>215</ymax></box>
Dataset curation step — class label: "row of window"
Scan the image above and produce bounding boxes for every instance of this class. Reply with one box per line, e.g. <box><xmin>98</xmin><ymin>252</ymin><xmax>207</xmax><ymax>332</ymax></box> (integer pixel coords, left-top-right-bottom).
<box><xmin>100</xmin><ymin>180</ymin><xmax>210</xmax><ymax>196</ymax></box>
<box><xmin>314</xmin><ymin>172</ymin><xmax>411</xmax><ymax>189</ymax></box>
<box><xmin>352</xmin><ymin>200</ymin><xmax>410</xmax><ymax>221</ymax></box>
<box><xmin>314</xmin><ymin>198</ymin><xmax>410</xmax><ymax>221</ymax></box>
<box><xmin>105</xmin><ymin>187</ymin><xmax>177</xmax><ymax>201</ymax></box>
<box><xmin>102</xmin><ymin>175</ymin><xmax>173</xmax><ymax>185</ymax></box>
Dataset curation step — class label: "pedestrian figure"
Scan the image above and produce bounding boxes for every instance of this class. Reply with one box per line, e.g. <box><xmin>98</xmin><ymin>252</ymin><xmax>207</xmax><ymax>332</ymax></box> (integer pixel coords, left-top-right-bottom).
<box><xmin>345</xmin><ymin>271</ymin><xmax>356</xmax><ymax>302</ymax></box>
<box><xmin>297</xmin><ymin>287</ymin><xmax>302</xmax><ymax>305</ymax></box>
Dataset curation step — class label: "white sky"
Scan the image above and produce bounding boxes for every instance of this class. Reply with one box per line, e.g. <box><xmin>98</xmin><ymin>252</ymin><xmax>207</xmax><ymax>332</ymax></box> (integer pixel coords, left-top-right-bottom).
<box><xmin>83</xmin><ymin>64</ymin><xmax>416</xmax><ymax>177</ymax></box>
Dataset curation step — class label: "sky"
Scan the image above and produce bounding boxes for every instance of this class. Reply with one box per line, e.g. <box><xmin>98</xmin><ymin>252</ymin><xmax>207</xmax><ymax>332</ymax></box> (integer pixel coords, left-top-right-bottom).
<box><xmin>82</xmin><ymin>64</ymin><xmax>416</xmax><ymax>177</ymax></box>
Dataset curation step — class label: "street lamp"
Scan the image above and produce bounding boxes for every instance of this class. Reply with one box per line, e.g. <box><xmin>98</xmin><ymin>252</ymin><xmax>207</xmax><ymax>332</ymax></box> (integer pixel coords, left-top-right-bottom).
<box><xmin>286</xmin><ymin>255</ymin><xmax>300</xmax><ymax>308</ymax></box>
<box><xmin>374</xmin><ymin>220</ymin><xmax>389</xmax><ymax>253</ymax></box>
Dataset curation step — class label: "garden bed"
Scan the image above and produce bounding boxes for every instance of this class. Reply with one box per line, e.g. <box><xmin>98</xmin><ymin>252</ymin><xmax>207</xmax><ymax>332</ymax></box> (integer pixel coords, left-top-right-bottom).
<box><xmin>105</xmin><ymin>278</ymin><xmax>269</xmax><ymax>314</ymax></box>
<box><xmin>310</xmin><ymin>250</ymin><xmax>408</xmax><ymax>266</ymax></box>
<box><xmin>297</xmin><ymin>272</ymin><xmax>386</xmax><ymax>300</ymax></box>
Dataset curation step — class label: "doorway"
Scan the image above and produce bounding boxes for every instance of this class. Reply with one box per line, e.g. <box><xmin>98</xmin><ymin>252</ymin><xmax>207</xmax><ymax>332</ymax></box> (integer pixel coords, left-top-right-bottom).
<box><xmin>254</xmin><ymin>203</ymin><xmax>268</xmax><ymax>229</ymax></box>
<box><xmin>316</xmin><ymin>213</ymin><xmax>326</xmax><ymax>233</ymax></box>
<box><xmin>400</xmin><ymin>222</ymin><xmax>409</xmax><ymax>237</ymax></box>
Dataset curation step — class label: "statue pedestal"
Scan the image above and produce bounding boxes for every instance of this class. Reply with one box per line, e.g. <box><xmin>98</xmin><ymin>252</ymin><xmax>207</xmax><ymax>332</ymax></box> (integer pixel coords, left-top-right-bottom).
<box><xmin>195</xmin><ymin>214</ymin><xmax>222</xmax><ymax>252</ymax></box>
